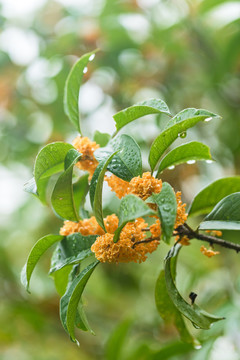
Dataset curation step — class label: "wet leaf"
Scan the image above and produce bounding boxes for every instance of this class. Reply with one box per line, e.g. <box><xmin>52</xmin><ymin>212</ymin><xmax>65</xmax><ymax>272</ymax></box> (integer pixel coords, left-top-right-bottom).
<box><xmin>51</xmin><ymin>149</ymin><xmax>81</xmax><ymax>221</ymax></box>
<box><xmin>165</xmin><ymin>245</ymin><xmax>224</xmax><ymax>329</ymax></box>
<box><xmin>157</xmin><ymin>141</ymin><xmax>212</xmax><ymax>175</ymax></box>
<box><xmin>90</xmin><ymin>151</ymin><xmax>119</xmax><ymax>230</ymax></box>
<box><xmin>64</xmin><ymin>50</ymin><xmax>97</xmax><ymax>133</ymax></box>
<box><xmin>113</xmin><ymin>195</ymin><xmax>155</xmax><ymax>242</ymax></box>
<box><xmin>199</xmin><ymin>192</ymin><xmax>240</xmax><ymax>230</ymax></box>
<box><xmin>21</xmin><ymin>234</ymin><xmax>64</xmax><ymax>292</ymax></box>
<box><xmin>113</xmin><ymin>98</ymin><xmax>171</xmax><ymax>133</ymax></box>
<box><xmin>95</xmin><ymin>134</ymin><xmax>142</xmax><ymax>181</ymax></box>
<box><xmin>149</xmin><ymin>108</ymin><xmax>220</xmax><ymax>172</ymax></box>
<box><xmin>60</xmin><ymin>261</ymin><xmax>99</xmax><ymax>344</ymax></box>
<box><xmin>49</xmin><ymin>234</ymin><xmax>97</xmax><ymax>273</ymax></box>
<box><xmin>34</xmin><ymin>142</ymin><xmax>74</xmax><ymax>200</ymax></box>
<box><xmin>188</xmin><ymin>177</ymin><xmax>240</xmax><ymax>217</ymax></box>
<box><xmin>147</xmin><ymin>183</ymin><xmax>177</xmax><ymax>244</ymax></box>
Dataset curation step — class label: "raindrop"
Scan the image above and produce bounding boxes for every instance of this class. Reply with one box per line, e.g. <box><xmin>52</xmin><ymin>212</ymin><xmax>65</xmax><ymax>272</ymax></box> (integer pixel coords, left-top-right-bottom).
<box><xmin>163</xmin><ymin>205</ymin><xmax>171</xmax><ymax>212</ymax></box>
<box><xmin>178</xmin><ymin>131</ymin><xmax>187</xmax><ymax>138</ymax></box>
<box><xmin>83</xmin><ymin>67</ymin><xmax>88</xmax><ymax>74</ymax></box>
<box><xmin>206</xmin><ymin>160</ymin><xmax>213</xmax><ymax>164</ymax></box>
<box><xmin>168</xmin><ymin>165</ymin><xmax>175</xmax><ymax>170</ymax></box>
<box><xmin>89</xmin><ymin>54</ymin><xmax>95</xmax><ymax>61</ymax></box>
<box><xmin>194</xmin><ymin>345</ymin><xmax>202</xmax><ymax>350</ymax></box>
<box><xmin>187</xmin><ymin>160</ymin><xmax>196</xmax><ymax>165</ymax></box>
<box><xmin>204</xmin><ymin>117</ymin><xmax>212</xmax><ymax>122</ymax></box>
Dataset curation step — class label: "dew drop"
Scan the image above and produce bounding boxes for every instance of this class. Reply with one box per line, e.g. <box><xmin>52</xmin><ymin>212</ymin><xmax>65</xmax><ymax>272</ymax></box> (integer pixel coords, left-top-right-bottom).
<box><xmin>204</xmin><ymin>117</ymin><xmax>212</xmax><ymax>122</ymax></box>
<box><xmin>194</xmin><ymin>344</ymin><xmax>202</xmax><ymax>350</ymax></box>
<box><xmin>168</xmin><ymin>165</ymin><xmax>175</xmax><ymax>170</ymax></box>
<box><xmin>163</xmin><ymin>205</ymin><xmax>170</xmax><ymax>211</ymax></box>
<box><xmin>178</xmin><ymin>131</ymin><xmax>187</xmax><ymax>138</ymax></box>
<box><xmin>187</xmin><ymin>160</ymin><xmax>196</xmax><ymax>165</ymax></box>
<box><xmin>89</xmin><ymin>54</ymin><xmax>95</xmax><ymax>61</ymax></box>
<box><xmin>83</xmin><ymin>67</ymin><xmax>88</xmax><ymax>74</ymax></box>
<box><xmin>206</xmin><ymin>160</ymin><xmax>213</xmax><ymax>164</ymax></box>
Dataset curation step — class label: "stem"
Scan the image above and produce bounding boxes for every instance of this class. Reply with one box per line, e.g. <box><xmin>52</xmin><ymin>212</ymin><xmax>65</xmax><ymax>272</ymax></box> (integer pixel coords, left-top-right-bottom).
<box><xmin>132</xmin><ymin>237</ymin><xmax>160</xmax><ymax>248</ymax></box>
<box><xmin>177</xmin><ymin>223</ymin><xmax>240</xmax><ymax>253</ymax></box>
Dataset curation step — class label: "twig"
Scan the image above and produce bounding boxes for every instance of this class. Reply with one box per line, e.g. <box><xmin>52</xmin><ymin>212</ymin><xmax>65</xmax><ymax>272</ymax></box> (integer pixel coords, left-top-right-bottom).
<box><xmin>176</xmin><ymin>224</ymin><xmax>240</xmax><ymax>253</ymax></box>
<box><xmin>132</xmin><ymin>237</ymin><xmax>160</xmax><ymax>248</ymax></box>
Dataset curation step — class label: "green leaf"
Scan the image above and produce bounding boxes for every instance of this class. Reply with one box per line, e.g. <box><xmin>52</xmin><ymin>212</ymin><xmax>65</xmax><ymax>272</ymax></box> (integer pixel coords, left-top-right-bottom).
<box><xmin>34</xmin><ymin>142</ymin><xmax>74</xmax><ymax>201</ymax></box>
<box><xmin>149</xmin><ymin>108</ymin><xmax>220</xmax><ymax>172</ymax></box>
<box><xmin>51</xmin><ymin>149</ymin><xmax>81</xmax><ymax>221</ymax></box>
<box><xmin>147</xmin><ymin>183</ymin><xmax>177</xmax><ymax>244</ymax></box>
<box><xmin>93</xmin><ymin>130</ymin><xmax>111</xmax><ymax>147</ymax></box>
<box><xmin>64</xmin><ymin>50</ymin><xmax>97</xmax><ymax>133</ymax></box>
<box><xmin>113</xmin><ymin>98</ymin><xmax>171</xmax><ymax>133</ymax></box>
<box><xmin>113</xmin><ymin>195</ymin><xmax>155</xmax><ymax>243</ymax></box>
<box><xmin>105</xmin><ymin>319</ymin><xmax>132</xmax><ymax>360</ymax></box>
<box><xmin>188</xmin><ymin>177</ymin><xmax>240</xmax><ymax>217</ymax></box>
<box><xmin>52</xmin><ymin>265</ymin><xmax>73</xmax><ymax>296</ymax></box>
<box><xmin>60</xmin><ymin>260</ymin><xmax>99</xmax><ymax>344</ymax></box>
<box><xmin>199</xmin><ymin>192</ymin><xmax>240</xmax><ymax>230</ymax></box>
<box><xmin>24</xmin><ymin>177</ymin><xmax>49</xmax><ymax>204</ymax></box>
<box><xmin>73</xmin><ymin>174</ymin><xmax>89</xmax><ymax>218</ymax></box>
<box><xmin>165</xmin><ymin>245</ymin><xmax>224</xmax><ymax>329</ymax></box>
<box><xmin>95</xmin><ymin>134</ymin><xmax>142</xmax><ymax>181</ymax></box>
<box><xmin>90</xmin><ymin>151</ymin><xmax>119</xmax><ymax>231</ymax></box>
<box><xmin>49</xmin><ymin>234</ymin><xmax>97</xmax><ymax>273</ymax></box>
<box><xmin>157</xmin><ymin>141</ymin><xmax>213</xmax><ymax>175</ymax></box>
<box><xmin>155</xmin><ymin>257</ymin><xmax>199</xmax><ymax>346</ymax></box>
<box><xmin>21</xmin><ymin>234</ymin><xmax>64</xmax><ymax>292</ymax></box>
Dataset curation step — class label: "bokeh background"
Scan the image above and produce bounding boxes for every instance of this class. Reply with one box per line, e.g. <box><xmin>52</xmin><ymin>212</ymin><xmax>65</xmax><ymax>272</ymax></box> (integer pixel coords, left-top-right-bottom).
<box><xmin>1</xmin><ymin>0</ymin><xmax>240</xmax><ymax>359</ymax></box>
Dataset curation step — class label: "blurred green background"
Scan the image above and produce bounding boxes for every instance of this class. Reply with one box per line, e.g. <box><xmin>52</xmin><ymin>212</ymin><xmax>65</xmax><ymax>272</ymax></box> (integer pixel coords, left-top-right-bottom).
<box><xmin>1</xmin><ymin>0</ymin><xmax>240</xmax><ymax>359</ymax></box>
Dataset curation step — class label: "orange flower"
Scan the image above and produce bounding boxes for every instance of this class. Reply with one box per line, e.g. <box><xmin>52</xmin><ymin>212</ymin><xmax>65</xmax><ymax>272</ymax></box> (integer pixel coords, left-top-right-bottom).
<box><xmin>105</xmin><ymin>174</ymin><xmax>129</xmax><ymax>199</ymax></box>
<box><xmin>175</xmin><ymin>191</ymin><xmax>188</xmax><ymax>229</ymax></box>
<box><xmin>73</xmin><ymin>136</ymin><xmax>99</xmax><ymax>178</ymax></box>
<box><xmin>200</xmin><ymin>245</ymin><xmax>220</xmax><ymax>258</ymax></box>
<box><xmin>91</xmin><ymin>218</ymin><xmax>160</xmax><ymax>263</ymax></box>
<box><xmin>179</xmin><ymin>236</ymin><xmax>190</xmax><ymax>246</ymax></box>
<box><xmin>60</xmin><ymin>214</ymin><xmax>119</xmax><ymax>237</ymax></box>
<box><xmin>128</xmin><ymin>172</ymin><xmax>162</xmax><ymax>200</ymax></box>
<box><xmin>205</xmin><ymin>230</ymin><xmax>222</xmax><ymax>237</ymax></box>
<box><xmin>150</xmin><ymin>219</ymin><xmax>161</xmax><ymax>238</ymax></box>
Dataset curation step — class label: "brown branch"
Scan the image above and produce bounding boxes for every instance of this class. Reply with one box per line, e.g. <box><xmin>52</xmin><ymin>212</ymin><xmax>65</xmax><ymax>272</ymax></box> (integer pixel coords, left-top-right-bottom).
<box><xmin>132</xmin><ymin>237</ymin><xmax>160</xmax><ymax>248</ymax></box>
<box><xmin>176</xmin><ymin>224</ymin><xmax>240</xmax><ymax>253</ymax></box>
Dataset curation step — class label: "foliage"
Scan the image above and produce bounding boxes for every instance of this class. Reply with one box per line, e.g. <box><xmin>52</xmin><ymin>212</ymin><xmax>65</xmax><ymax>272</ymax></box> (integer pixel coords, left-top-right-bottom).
<box><xmin>1</xmin><ymin>1</ymin><xmax>240</xmax><ymax>358</ymax></box>
<box><xmin>22</xmin><ymin>52</ymin><xmax>240</xmax><ymax>351</ymax></box>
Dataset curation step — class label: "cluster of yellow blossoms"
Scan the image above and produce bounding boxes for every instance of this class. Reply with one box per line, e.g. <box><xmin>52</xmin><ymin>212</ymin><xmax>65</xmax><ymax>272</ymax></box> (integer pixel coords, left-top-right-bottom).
<box><xmin>73</xmin><ymin>136</ymin><xmax>99</xmax><ymax>178</ymax></box>
<box><xmin>60</xmin><ymin>214</ymin><xmax>160</xmax><ymax>263</ymax></box>
<box><xmin>200</xmin><ymin>245</ymin><xmax>220</xmax><ymax>258</ymax></box>
<box><xmin>67</xmin><ymin>136</ymin><xmax>220</xmax><ymax>262</ymax></box>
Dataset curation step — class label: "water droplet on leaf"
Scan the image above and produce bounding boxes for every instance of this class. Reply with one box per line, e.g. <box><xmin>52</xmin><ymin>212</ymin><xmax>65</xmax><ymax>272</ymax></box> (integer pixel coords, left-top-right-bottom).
<box><xmin>83</xmin><ymin>67</ymin><xmax>88</xmax><ymax>74</ymax></box>
<box><xmin>178</xmin><ymin>131</ymin><xmax>187</xmax><ymax>138</ymax></box>
<box><xmin>168</xmin><ymin>165</ymin><xmax>175</xmax><ymax>170</ymax></box>
<box><xmin>89</xmin><ymin>54</ymin><xmax>95</xmax><ymax>61</ymax></box>
<box><xmin>204</xmin><ymin>117</ymin><xmax>212</xmax><ymax>122</ymax></box>
<box><xmin>187</xmin><ymin>160</ymin><xmax>196</xmax><ymax>165</ymax></box>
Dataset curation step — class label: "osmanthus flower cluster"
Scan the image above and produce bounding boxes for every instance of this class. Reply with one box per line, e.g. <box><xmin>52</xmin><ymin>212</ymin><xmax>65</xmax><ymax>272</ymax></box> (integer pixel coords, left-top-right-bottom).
<box><xmin>22</xmin><ymin>51</ymin><xmax>240</xmax><ymax>347</ymax></box>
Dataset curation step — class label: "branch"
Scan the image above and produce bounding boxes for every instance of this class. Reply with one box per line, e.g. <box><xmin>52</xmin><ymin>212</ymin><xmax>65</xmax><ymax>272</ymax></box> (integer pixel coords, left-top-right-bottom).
<box><xmin>176</xmin><ymin>223</ymin><xmax>240</xmax><ymax>253</ymax></box>
<box><xmin>132</xmin><ymin>236</ymin><xmax>160</xmax><ymax>248</ymax></box>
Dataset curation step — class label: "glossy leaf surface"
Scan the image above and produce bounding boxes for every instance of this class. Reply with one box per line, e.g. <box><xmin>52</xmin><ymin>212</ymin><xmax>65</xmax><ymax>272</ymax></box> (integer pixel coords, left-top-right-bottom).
<box><xmin>189</xmin><ymin>177</ymin><xmax>240</xmax><ymax>216</ymax></box>
<box><xmin>199</xmin><ymin>192</ymin><xmax>240</xmax><ymax>230</ymax></box>
<box><xmin>149</xmin><ymin>108</ymin><xmax>220</xmax><ymax>171</ymax></box>
<box><xmin>157</xmin><ymin>141</ymin><xmax>212</xmax><ymax>175</ymax></box>
<box><xmin>113</xmin><ymin>98</ymin><xmax>171</xmax><ymax>133</ymax></box>
<box><xmin>21</xmin><ymin>234</ymin><xmax>64</xmax><ymax>292</ymax></box>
